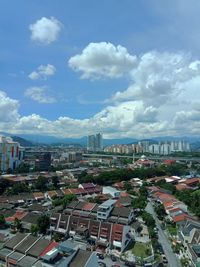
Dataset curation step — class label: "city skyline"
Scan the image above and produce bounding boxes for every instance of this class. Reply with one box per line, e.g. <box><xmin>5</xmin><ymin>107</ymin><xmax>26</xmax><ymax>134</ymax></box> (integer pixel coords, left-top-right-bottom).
<box><xmin>1</xmin><ymin>1</ymin><xmax>200</xmax><ymax>139</ymax></box>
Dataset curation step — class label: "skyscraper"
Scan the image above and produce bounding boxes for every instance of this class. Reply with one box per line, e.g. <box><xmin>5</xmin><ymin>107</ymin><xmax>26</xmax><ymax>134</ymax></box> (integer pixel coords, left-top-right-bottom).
<box><xmin>87</xmin><ymin>133</ymin><xmax>103</xmax><ymax>152</ymax></box>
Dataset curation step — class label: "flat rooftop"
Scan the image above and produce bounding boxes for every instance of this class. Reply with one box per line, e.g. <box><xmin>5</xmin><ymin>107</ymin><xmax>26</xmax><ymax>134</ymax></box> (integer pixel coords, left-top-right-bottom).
<box><xmin>8</xmin><ymin>251</ymin><xmax>24</xmax><ymax>261</ymax></box>
<box><xmin>18</xmin><ymin>255</ymin><xmax>38</xmax><ymax>267</ymax></box>
<box><xmin>27</xmin><ymin>239</ymin><xmax>51</xmax><ymax>258</ymax></box>
<box><xmin>4</xmin><ymin>233</ymin><xmax>28</xmax><ymax>250</ymax></box>
<box><xmin>98</xmin><ymin>199</ymin><xmax>116</xmax><ymax>208</ymax></box>
<box><xmin>0</xmin><ymin>248</ymin><xmax>12</xmax><ymax>258</ymax></box>
<box><xmin>69</xmin><ymin>249</ymin><xmax>92</xmax><ymax>267</ymax></box>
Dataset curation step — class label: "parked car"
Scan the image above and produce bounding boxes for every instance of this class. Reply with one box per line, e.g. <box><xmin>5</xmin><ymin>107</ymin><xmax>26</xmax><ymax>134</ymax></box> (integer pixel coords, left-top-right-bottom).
<box><xmin>157</xmin><ymin>243</ymin><xmax>164</xmax><ymax>254</ymax></box>
<box><xmin>125</xmin><ymin>262</ymin><xmax>136</xmax><ymax>266</ymax></box>
<box><xmin>98</xmin><ymin>261</ymin><xmax>106</xmax><ymax>267</ymax></box>
<box><xmin>97</xmin><ymin>253</ymin><xmax>104</xmax><ymax>260</ymax></box>
<box><xmin>110</xmin><ymin>255</ymin><xmax>117</xmax><ymax>262</ymax></box>
<box><xmin>162</xmin><ymin>255</ymin><xmax>168</xmax><ymax>264</ymax></box>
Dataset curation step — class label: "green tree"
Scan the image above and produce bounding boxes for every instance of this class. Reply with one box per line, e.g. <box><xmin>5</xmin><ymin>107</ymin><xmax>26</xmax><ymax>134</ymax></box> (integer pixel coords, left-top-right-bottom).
<box><xmin>132</xmin><ymin>196</ymin><xmax>147</xmax><ymax>210</ymax></box>
<box><xmin>155</xmin><ymin>203</ymin><xmax>166</xmax><ymax>220</ymax></box>
<box><xmin>13</xmin><ymin>218</ymin><xmax>22</xmax><ymax>231</ymax></box>
<box><xmin>142</xmin><ymin>211</ymin><xmax>156</xmax><ymax>228</ymax></box>
<box><xmin>52</xmin><ymin>176</ymin><xmax>59</xmax><ymax>188</ymax></box>
<box><xmin>123</xmin><ymin>181</ymin><xmax>132</xmax><ymax>191</ymax></box>
<box><xmin>62</xmin><ymin>194</ymin><xmax>77</xmax><ymax>209</ymax></box>
<box><xmin>0</xmin><ymin>214</ymin><xmax>5</xmax><ymax>228</ymax></box>
<box><xmin>37</xmin><ymin>215</ymin><xmax>50</xmax><ymax>234</ymax></box>
<box><xmin>31</xmin><ymin>224</ymin><xmax>39</xmax><ymax>236</ymax></box>
<box><xmin>139</xmin><ymin>186</ymin><xmax>148</xmax><ymax>197</ymax></box>
<box><xmin>35</xmin><ymin>176</ymin><xmax>48</xmax><ymax>191</ymax></box>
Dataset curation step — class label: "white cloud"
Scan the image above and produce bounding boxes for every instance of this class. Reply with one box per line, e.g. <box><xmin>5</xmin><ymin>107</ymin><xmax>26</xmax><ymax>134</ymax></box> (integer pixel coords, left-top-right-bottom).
<box><xmin>24</xmin><ymin>87</ymin><xmax>57</xmax><ymax>104</ymax></box>
<box><xmin>28</xmin><ymin>64</ymin><xmax>56</xmax><ymax>80</ymax></box>
<box><xmin>0</xmin><ymin>90</ymin><xmax>19</xmax><ymax>122</ymax></box>
<box><xmin>2</xmin><ymin>44</ymin><xmax>200</xmax><ymax>138</ymax></box>
<box><xmin>29</xmin><ymin>17</ymin><xmax>62</xmax><ymax>45</ymax></box>
<box><xmin>112</xmin><ymin>51</ymin><xmax>190</xmax><ymax>105</ymax></box>
<box><xmin>68</xmin><ymin>42</ymin><xmax>137</xmax><ymax>79</ymax></box>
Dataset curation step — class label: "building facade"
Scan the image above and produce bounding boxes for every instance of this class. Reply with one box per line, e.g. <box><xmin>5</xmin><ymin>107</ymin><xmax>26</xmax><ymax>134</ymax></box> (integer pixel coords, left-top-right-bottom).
<box><xmin>0</xmin><ymin>136</ymin><xmax>24</xmax><ymax>172</ymax></box>
<box><xmin>87</xmin><ymin>133</ymin><xmax>103</xmax><ymax>152</ymax></box>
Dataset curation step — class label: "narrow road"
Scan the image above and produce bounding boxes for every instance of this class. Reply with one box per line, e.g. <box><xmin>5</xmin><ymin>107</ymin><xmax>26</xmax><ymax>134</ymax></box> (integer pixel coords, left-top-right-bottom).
<box><xmin>145</xmin><ymin>202</ymin><xmax>182</xmax><ymax>267</ymax></box>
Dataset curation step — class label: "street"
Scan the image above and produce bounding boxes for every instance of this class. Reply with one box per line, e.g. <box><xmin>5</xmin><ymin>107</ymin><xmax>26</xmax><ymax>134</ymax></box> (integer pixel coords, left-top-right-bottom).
<box><xmin>145</xmin><ymin>202</ymin><xmax>182</xmax><ymax>267</ymax></box>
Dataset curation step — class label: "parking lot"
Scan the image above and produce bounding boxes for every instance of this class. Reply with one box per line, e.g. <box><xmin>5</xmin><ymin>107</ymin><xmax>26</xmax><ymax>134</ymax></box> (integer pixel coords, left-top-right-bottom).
<box><xmin>97</xmin><ymin>254</ymin><xmax>127</xmax><ymax>267</ymax></box>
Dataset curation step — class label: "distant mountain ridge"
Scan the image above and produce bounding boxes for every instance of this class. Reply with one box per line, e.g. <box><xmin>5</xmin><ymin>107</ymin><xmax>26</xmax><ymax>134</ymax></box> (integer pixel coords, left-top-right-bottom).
<box><xmin>0</xmin><ymin>132</ymin><xmax>199</xmax><ymax>147</ymax></box>
<box><xmin>11</xmin><ymin>136</ymin><xmax>35</xmax><ymax>147</ymax></box>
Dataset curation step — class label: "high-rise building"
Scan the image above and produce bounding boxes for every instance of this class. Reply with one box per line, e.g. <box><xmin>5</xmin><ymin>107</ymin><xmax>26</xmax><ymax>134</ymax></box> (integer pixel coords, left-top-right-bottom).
<box><xmin>0</xmin><ymin>136</ymin><xmax>24</xmax><ymax>172</ymax></box>
<box><xmin>138</xmin><ymin>140</ymin><xmax>150</xmax><ymax>153</ymax></box>
<box><xmin>87</xmin><ymin>133</ymin><xmax>103</xmax><ymax>152</ymax></box>
<box><xmin>170</xmin><ymin>140</ymin><xmax>191</xmax><ymax>153</ymax></box>
<box><xmin>35</xmin><ymin>152</ymin><xmax>51</xmax><ymax>171</ymax></box>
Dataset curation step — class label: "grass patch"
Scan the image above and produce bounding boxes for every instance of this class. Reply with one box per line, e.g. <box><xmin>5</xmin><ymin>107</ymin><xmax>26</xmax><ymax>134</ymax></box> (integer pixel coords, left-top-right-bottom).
<box><xmin>167</xmin><ymin>226</ymin><xmax>177</xmax><ymax>236</ymax></box>
<box><xmin>132</xmin><ymin>242</ymin><xmax>152</xmax><ymax>258</ymax></box>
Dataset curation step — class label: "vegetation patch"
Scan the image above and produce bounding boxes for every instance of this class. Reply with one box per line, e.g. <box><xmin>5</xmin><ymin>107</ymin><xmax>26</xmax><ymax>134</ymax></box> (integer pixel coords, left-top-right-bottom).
<box><xmin>132</xmin><ymin>242</ymin><xmax>152</xmax><ymax>258</ymax></box>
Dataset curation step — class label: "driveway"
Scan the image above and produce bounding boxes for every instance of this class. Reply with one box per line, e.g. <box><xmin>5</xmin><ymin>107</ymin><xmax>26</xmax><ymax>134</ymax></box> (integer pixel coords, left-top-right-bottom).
<box><xmin>98</xmin><ymin>255</ymin><xmax>126</xmax><ymax>267</ymax></box>
<box><xmin>145</xmin><ymin>202</ymin><xmax>182</xmax><ymax>267</ymax></box>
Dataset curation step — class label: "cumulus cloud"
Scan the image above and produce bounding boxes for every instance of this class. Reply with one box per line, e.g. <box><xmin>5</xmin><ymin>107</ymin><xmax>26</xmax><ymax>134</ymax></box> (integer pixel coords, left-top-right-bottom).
<box><xmin>29</xmin><ymin>17</ymin><xmax>62</xmax><ymax>45</ymax></box>
<box><xmin>0</xmin><ymin>90</ymin><xmax>19</xmax><ymax>122</ymax></box>
<box><xmin>28</xmin><ymin>64</ymin><xmax>56</xmax><ymax>80</ymax></box>
<box><xmin>2</xmin><ymin>43</ymin><xmax>200</xmax><ymax>138</ymax></box>
<box><xmin>111</xmin><ymin>51</ymin><xmax>198</xmax><ymax>106</ymax></box>
<box><xmin>24</xmin><ymin>86</ymin><xmax>57</xmax><ymax>104</ymax></box>
<box><xmin>68</xmin><ymin>42</ymin><xmax>137</xmax><ymax>79</ymax></box>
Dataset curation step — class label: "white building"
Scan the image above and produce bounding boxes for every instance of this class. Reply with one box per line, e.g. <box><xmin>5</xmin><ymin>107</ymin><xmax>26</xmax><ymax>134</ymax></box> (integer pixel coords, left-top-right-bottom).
<box><xmin>97</xmin><ymin>199</ymin><xmax>116</xmax><ymax>221</ymax></box>
<box><xmin>103</xmin><ymin>186</ymin><xmax>121</xmax><ymax>198</ymax></box>
<box><xmin>149</xmin><ymin>144</ymin><xmax>160</xmax><ymax>154</ymax></box>
<box><xmin>160</xmin><ymin>143</ymin><xmax>171</xmax><ymax>155</ymax></box>
<box><xmin>0</xmin><ymin>136</ymin><xmax>24</xmax><ymax>172</ymax></box>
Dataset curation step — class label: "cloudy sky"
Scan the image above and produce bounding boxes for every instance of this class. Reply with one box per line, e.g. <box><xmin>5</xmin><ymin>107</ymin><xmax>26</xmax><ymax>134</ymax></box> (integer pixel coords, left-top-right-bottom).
<box><xmin>1</xmin><ymin>0</ymin><xmax>200</xmax><ymax>138</ymax></box>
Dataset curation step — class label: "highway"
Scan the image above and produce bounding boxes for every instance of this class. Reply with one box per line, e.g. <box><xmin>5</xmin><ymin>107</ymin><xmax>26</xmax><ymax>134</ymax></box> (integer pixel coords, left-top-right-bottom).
<box><xmin>145</xmin><ymin>202</ymin><xmax>182</xmax><ymax>267</ymax></box>
<box><xmin>83</xmin><ymin>153</ymin><xmax>200</xmax><ymax>162</ymax></box>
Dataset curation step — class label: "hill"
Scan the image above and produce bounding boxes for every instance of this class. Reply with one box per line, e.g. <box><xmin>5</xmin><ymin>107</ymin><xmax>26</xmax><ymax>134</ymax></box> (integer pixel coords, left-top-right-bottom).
<box><xmin>11</xmin><ymin>136</ymin><xmax>35</xmax><ymax>147</ymax></box>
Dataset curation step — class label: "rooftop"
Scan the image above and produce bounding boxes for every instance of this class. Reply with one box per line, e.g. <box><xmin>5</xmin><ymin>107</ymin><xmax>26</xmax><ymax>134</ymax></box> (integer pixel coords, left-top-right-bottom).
<box><xmin>69</xmin><ymin>249</ymin><xmax>92</xmax><ymax>267</ymax></box>
<box><xmin>4</xmin><ymin>233</ymin><xmax>28</xmax><ymax>250</ymax></box>
<box><xmin>98</xmin><ymin>199</ymin><xmax>116</xmax><ymax>208</ymax></box>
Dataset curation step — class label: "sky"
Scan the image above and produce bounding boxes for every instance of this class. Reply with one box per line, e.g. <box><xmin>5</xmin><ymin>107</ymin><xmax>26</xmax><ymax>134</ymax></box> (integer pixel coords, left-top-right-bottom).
<box><xmin>1</xmin><ymin>0</ymin><xmax>200</xmax><ymax>139</ymax></box>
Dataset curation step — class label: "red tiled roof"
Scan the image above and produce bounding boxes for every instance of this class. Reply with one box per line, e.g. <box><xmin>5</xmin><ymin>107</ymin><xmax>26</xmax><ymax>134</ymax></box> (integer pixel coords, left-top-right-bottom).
<box><xmin>154</xmin><ymin>192</ymin><xmax>176</xmax><ymax>202</ymax></box>
<box><xmin>163</xmin><ymin>159</ymin><xmax>176</xmax><ymax>165</ymax></box>
<box><xmin>48</xmin><ymin>191</ymin><xmax>57</xmax><ymax>198</ymax></box>
<box><xmin>115</xmin><ymin>200</ymin><xmax>123</xmax><ymax>208</ymax></box>
<box><xmin>62</xmin><ymin>188</ymin><xmax>72</xmax><ymax>195</ymax></box>
<box><xmin>112</xmin><ymin>224</ymin><xmax>123</xmax><ymax>242</ymax></box>
<box><xmin>163</xmin><ymin>201</ymin><xmax>175</xmax><ymax>209</ymax></box>
<box><xmin>136</xmin><ymin>159</ymin><xmax>154</xmax><ymax>165</ymax></box>
<box><xmin>176</xmin><ymin>184</ymin><xmax>191</xmax><ymax>191</ymax></box>
<box><xmin>173</xmin><ymin>214</ymin><xmax>192</xmax><ymax>223</ymax></box>
<box><xmin>147</xmin><ymin>186</ymin><xmax>161</xmax><ymax>192</ymax></box>
<box><xmin>81</xmin><ymin>183</ymin><xmax>95</xmax><ymax>189</ymax></box>
<box><xmin>120</xmin><ymin>192</ymin><xmax>129</xmax><ymax>197</ymax></box>
<box><xmin>147</xmin><ymin>177</ymin><xmax>165</xmax><ymax>183</ymax></box>
<box><xmin>184</xmin><ymin>178</ymin><xmax>200</xmax><ymax>185</ymax></box>
<box><xmin>82</xmin><ymin>202</ymin><xmax>96</xmax><ymax>211</ymax></box>
<box><xmin>167</xmin><ymin>207</ymin><xmax>183</xmax><ymax>213</ymax></box>
<box><xmin>33</xmin><ymin>192</ymin><xmax>44</xmax><ymax>199</ymax></box>
<box><xmin>70</xmin><ymin>188</ymin><xmax>85</xmax><ymax>195</ymax></box>
<box><xmin>6</xmin><ymin>210</ymin><xmax>28</xmax><ymax>223</ymax></box>
<box><xmin>40</xmin><ymin>241</ymin><xmax>58</xmax><ymax>257</ymax></box>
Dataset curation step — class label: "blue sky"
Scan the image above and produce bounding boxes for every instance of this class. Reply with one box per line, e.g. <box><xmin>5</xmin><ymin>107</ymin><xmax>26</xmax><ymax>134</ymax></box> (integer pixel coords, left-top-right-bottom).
<box><xmin>1</xmin><ymin>0</ymin><xmax>200</xmax><ymax>138</ymax></box>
